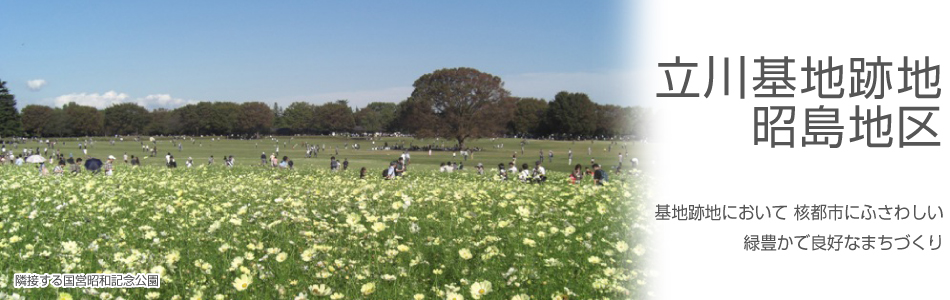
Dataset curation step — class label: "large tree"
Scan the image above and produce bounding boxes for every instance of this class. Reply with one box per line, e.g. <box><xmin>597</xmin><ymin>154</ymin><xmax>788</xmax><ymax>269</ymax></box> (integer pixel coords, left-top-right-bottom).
<box><xmin>354</xmin><ymin>102</ymin><xmax>397</xmax><ymax>132</ymax></box>
<box><xmin>104</xmin><ymin>102</ymin><xmax>149</xmax><ymax>135</ymax></box>
<box><xmin>45</xmin><ymin>108</ymin><xmax>70</xmax><ymax>137</ymax></box>
<box><xmin>145</xmin><ymin>108</ymin><xmax>181</xmax><ymax>135</ymax></box>
<box><xmin>0</xmin><ymin>80</ymin><xmax>23</xmax><ymax>137</ymax></box>
<box><xmin>237</xmin><ymin>102</ymin><xmax>274</xmax><ymax>134</ymax></box>
<box><xmin>272</xmin><ymin>102</ymin><xmax>286</xmax><ymax>129</ymax></box>
<box><xmin>594</xmin><ymin>103</ymin><xmax>625</xmax><ymax>137</ymax></box>
<box><xmin>210</xmin><ymin>102</ymin><xmax>240</xmax><ymax>134</ymax></box>
<box><xmin>544</xmin><ymin>91</ymin><xmax>598</xmax><ymax>136</ymax></box>
<box><xmin>63</xmin><ymin>102</ymin><xmax>103</xmax><ymax>136</ymax></box>
<box><xmin>508</xmin><ymin>97</ymin><xmax>548</xmax><ymax>136</ymax></box>
<box><xmin>281</xmin><ymin>102</ymin><xmax>316</xmax><ymax>134</ymax></box>
<box><xmin>401</xmin><ymin>67</ymin><xmax>513</xmax><ymax>148</ymax></box>
<box><xmin>316</xmin><ymin>100</ymin><xmax>354</xmax><ymax>132</ymax></box>
<box><xmin>176</xmin><ymin>102</ymin><xmax>227</xmax><ymax>135</ymax></box>
<box><xmin>21</xmin><ymin>104</ymin><xmax>54</xmax><ymax>136</ymax></box>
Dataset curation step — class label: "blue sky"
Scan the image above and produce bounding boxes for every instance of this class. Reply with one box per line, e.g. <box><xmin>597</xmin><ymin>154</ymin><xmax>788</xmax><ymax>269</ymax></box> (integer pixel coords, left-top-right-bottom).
<box><xmin>0</xmin><ymin>1</ymin><xmax>633</xmax><ymax>110</ymax></box>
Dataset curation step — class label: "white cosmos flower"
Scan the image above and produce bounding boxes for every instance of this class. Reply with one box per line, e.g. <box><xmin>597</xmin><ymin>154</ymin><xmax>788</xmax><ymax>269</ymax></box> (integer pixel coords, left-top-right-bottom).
<box><xmin>470</xmin><ymin>281</ymin><xmax>492</xmax><ymax>299</ymax></box>
<box><xmin>458</xmin><ymin>248</ymin><xmax>473</xmax><ymax>260</ymax></box>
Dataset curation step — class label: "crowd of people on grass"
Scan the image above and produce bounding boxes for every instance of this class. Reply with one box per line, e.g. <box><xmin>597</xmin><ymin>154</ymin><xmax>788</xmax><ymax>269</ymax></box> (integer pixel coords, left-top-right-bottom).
<box><xmin>1</xmin><ymin>137</ymin><xmax>637</xmax><ymax>186</ymax></box>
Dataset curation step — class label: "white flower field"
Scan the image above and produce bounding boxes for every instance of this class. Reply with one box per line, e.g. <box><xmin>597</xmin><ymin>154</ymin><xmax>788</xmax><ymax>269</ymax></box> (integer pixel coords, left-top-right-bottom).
<box><xmin>0</xmin><ymin>165</ymin><xmax>648</xmax><ymax>299</ymax></box>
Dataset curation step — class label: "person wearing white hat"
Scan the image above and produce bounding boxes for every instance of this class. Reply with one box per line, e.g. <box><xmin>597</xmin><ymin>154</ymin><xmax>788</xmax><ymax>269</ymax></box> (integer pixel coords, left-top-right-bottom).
<box><xmin>105</xmin><ymin>155</ymin><xmax>116</xmax><ymax>176</ymax></box>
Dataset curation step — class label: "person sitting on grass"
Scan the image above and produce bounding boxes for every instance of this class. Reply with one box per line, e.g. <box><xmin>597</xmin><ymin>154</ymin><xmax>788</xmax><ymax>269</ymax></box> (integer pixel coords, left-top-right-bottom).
<box><xmin>533</xmin><ymin>160</ymin><xmax>547</xmax><ymax>183</ymax></box>
<box><xmin>508</xmin><ymin>162</ymin><xmax>518</xmax><ymax>175</ymax></box>
<box><xmin>593</xmin><ymin>163</ymin><xmax>607</xmax><ymax>186</ymax></box>
<box><xmin>67</xmin><ymin>158</ymin><xmax>77</xmax><ymax>174</ymax></box>
<box><xmin>38</xmin><ymin>162</ymin><xmax>49</xmax><ymax>176</ymax></box>
<box><xmin>518</xmin><ymin>163</ymin><xmax>531</xmax><ymax>182</ymax></box>
<box><xmin>73</xmin><ymin>158</ymin><xmax>83</xmax><ymax>174</ymax></box>
<box><xmin>53</xmin><ymin>160</ymin><xmax>65</xmax><ymax>176</ymax></box>
<box><xmin>279</xmin><ymin>156</ymin><xmax>289</xmax><ymax>168</ymax></box>
<box><xmin>395</xmin><ymin>157</ymin><xmax>405</xmax><ymax>176</ymax></box>
<box><xmin>360</xmin><ymin>167</ymin><xmax>367</xmax><ymax>179</ymax></box>
<box><xmin>383</xmin><ymin>161</ymin><xmax>396</xmax><ymax>180</ymax></box>
<box><xmin>497</xmin><ymin>163</ymin><xmax>508</xmax><ymax>180</ymax></box>
<box><xmin>439</xmin><ymin>162</ymin><xmax>447</xmax><ymax>172</ymax></box>
<box><xmin>570</xmin><ymin>164</ymin><xmax>584</xmax><ymax>184</ymax></box>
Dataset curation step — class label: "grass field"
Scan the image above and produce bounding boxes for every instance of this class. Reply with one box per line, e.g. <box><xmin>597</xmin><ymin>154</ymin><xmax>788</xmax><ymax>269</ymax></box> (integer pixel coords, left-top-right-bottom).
<box><xmin>0</xmin><ymin>136</ymin><xmax>650</xmax><ymax>299</ymax></box>
<box><xmin>9</xmin><ymin>136</ymin><xmax>646</xmax><ymax>175</ymax></box>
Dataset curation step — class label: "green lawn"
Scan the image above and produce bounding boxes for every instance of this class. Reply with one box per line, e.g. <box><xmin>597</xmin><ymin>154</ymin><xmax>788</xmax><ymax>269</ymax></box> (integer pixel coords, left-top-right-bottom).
<box><xmin>20</xmin><ymin>136</ymin><xmax>646</xmax><ymax>174</ymax></box>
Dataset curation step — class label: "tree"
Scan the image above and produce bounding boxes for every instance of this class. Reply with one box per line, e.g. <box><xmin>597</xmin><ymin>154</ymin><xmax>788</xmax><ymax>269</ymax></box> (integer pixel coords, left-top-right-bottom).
<box><xmin>316</xmin><ymin>100</ymin><xmax>354</xmax><ymax>132</ymax></box>
<box><xmin>104</xmin><ymin>103</ymin><xmax>149</xmax><ymax>135</ymax></box>
<box><xmin>508</xmin><ymin>97</ymin><xmax>548</xmax><ymax>136</ymax></box>
<box><xmin>177</xmin><ymin>102</ymin><xmax>230</xmax><ymax>135</ymax></box>
<box><xmin>63</xmin><ymin>102</ymin><xmax>103</xmax><ymax>136</ymax></box>
<box><xmin>272</xmin><ymin>102</ymin><xmax>285</xmax><ymax>128</ymax></box>
<box><xmin>355</xmin><ymin>102</ymin><xmax>397</xmax><ymax>132</ymax></box>
<box><xmin>393</xmin><ymin>97</ymin><xmax>437</xmax><ymax>135</ymax></box>
<box><xmin>0</xmin><ymin>80</ymin><xmax>23</xmax><ymax>137</ymax></box>
<box><xmin>175</xmin><ymin>103</ymin><xmax>202</xmax><ymax>135</ymax></box>
<box><xmin>145</xmin><ymin>108</ymin><xmax>180</xmax><ymax>135</ymax></box>
<box><xmin>281</xmin><ymin>102</ymin><xmax>316</xmax><ymax>134</ymax></box>
<box><xmin>210</xmin><ymin>102</ymin><xmax>240</xmax><ymax>134</ymax></box>
<box><xmin>237</xmin><ymin>102</ymin><xmax>274</xmax><ymax>134</ymax></box>
<box><xmin>21</xmin><ymin>104</ymin><xmax>54</xmax><ymax>136</ymax></box>
<box><xmin>624</xmin><ymin>106</ymin><xmax>650</xmax><ymax>138</ymax></box>
<box><xmin>594</xmin><ymin>104</ymin><xmax>625</xmax><ymax>136</ymax></box>
<box><xmin>544</xmin><ymin>91</ymin><xmax>597</xmax><ymax>136</ymax></box>
<box><xmin>401</xmin><ymin>67</ymin><xmax>513</xmax><ymax>148</ymax></box>
<box><xmin>45</xmin><ymin>108</ymin><xmax>69</xmax><ymax>137</ymax></box>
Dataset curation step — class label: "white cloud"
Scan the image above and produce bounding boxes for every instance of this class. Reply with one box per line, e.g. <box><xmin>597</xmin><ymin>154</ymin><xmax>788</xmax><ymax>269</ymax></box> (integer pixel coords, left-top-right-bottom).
<box><xmin>27</xmin><ymin>79</ymin><xmax>47</xmax><ymax>91</ymax></box>
<box><xmin>137</xmin><ymin>94</ymin><xmax>195</xmax><ymax>109</ymax></box>
<box><xmin>54</xmin><ymin>91</ymin><xmax>130</xmax><ymax>108</ymax></box>
<box><xmin>52</xmin><ymin>91</ymin><xmax>197</xmax><ymax>109</ymax></box>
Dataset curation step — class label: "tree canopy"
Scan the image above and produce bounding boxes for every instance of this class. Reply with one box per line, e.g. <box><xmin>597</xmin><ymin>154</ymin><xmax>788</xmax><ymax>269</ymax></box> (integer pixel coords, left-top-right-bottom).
<box><xmin>3</xmin><ymin>68</ymin><xmax>646</xmax><ymax>139</ymax></box>
<box><xmin>400</xmin><ymin>67</ymin><xmax>514</xmax><ymax>148</ymax></box>
<box><xmin>104</xmin><ymin>102</ymin><xmax>150</xmax><ymax>135</ymax></box>
<box><xmin>0</xmin><ymin>80</ymin><xmax>23</xmax><ymax>137</ymax></box>
<box><xmin>544</xmin><ymin>91</ymin><xmax>598</xmax><ymax>136</ymax></box>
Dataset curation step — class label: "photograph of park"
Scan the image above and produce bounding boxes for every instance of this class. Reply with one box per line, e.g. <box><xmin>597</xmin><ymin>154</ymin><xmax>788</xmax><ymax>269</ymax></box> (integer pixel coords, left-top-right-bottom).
<box><xmin>0</xmin><ymin>1</ymin><xmax>646</xmax><ymax>299</ymax></box>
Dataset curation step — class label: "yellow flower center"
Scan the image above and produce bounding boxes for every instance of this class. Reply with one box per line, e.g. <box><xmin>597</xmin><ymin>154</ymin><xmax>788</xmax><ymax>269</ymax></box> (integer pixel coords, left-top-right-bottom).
<box><xmin>242</xmin><ymin>283</ymin><xmax>248</xmax><ymax>289</ymax></box>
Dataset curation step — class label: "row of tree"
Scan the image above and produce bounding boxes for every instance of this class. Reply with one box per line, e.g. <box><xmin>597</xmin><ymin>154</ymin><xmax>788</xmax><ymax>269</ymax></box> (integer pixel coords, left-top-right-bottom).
<box><xmin>0</xmin><ymin>69</ymin><xmax>647</xmax><ymax>146</ymax></box>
